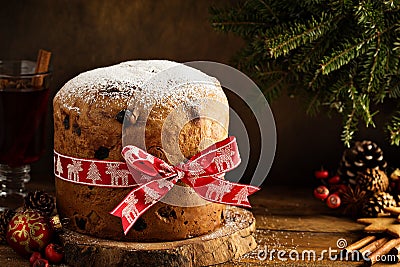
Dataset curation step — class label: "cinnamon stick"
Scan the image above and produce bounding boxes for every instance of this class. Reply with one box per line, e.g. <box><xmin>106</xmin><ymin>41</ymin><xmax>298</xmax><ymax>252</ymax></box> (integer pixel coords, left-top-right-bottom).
<box><xmin>389</xmin><ymin>242</ymin><xmax>400</xmax><ymax>255</ymax></box>
<box><xmin>31</xmin><ymin>49</ymin><xmax>51</xmax><ymax>88</ymax></box>
<box><xmin>364</xmin><ymin>238</ymin><xmax>400</xmax><ymax>266</ymax></box>
<box><xmin>359</xmin><ymin>237</ymin><xmax>389</xmax><ymax>254</ymax></box>
<box><xmin>343</xmin><ymin>236</ymin><xmax>377</xmax><ymax>253</ymax></box>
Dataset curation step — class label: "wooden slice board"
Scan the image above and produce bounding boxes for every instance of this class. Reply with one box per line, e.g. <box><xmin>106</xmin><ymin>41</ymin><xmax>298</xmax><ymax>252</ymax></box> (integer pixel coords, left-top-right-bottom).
<box><xmin>60</xmin><ymin>207</ymin><xmax>257</xmax><ymax>267</ymax></box>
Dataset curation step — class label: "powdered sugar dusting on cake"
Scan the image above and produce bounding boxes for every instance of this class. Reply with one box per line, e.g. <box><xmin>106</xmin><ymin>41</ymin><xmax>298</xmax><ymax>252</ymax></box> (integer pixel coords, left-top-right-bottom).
<box><xmin>131</xmin><ymin>62</ymin><xmax>224</xmax><ymax>110</ymax></box>
<box><xmin>56</xmin><ymin>60</ymin><xmax>226</xmax><ymax>113</ymax></box>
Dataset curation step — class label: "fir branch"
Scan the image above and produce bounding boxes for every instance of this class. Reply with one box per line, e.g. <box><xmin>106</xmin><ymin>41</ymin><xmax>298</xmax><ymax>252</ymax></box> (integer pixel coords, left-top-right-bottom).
<box><xmin>320</xmin><ymin>34</ymin><xmax>375</xmax><ymax>75</ymax></box>
<box><xmin>387</xmin><ymin>111</ymin><xmax>400</xmax><ymax>145</ymax></box>
<box><xmin>306</xmin><ymin>90</ymin><xmax>321</xmax><ymax>114</ymax></box>
<box><xmin>252</xmin><ymin>61</ymin><xmax>291</xmax><ymax>101</ymax></box>
<box><xmin>357</xmin><ymin>94</ymin><xmax>377</xmax><ymax>127</ymax></box>
<box><xmin>211</xmin><ymin>21</ymin><xmax>269</xmax><ymax>28</ymax></box>
<box><xmin>355</xmin><ymin>0</ymin><xmax>384</xmax><ymax>30</ymax></box>
<box><xmin>387</xmin><ymin>75</ymin><xmax>400</xmax><ymax>98</ymax></box>
<box><xmin>341</xmin><ymin>78</ymin><xmax>360</xmax><ymax>146</ymax></box>
<box><xmin>382</xmin><ymin>0</ymin><xmax>400</xmax><ymax>12</ymax></box>
<box><xmin>320</xmin><ymin>24</ymin><xmax>396</xmax><ymax>75</ymax></box>
<box><xmin>257</xmin><ymin>0</ymin><xmax>280</xmax><ymax>22</ymax></box>
<box><xmin>307</xmin><ymin>68</ymin><xmax>322</xmax><ymax>90</ymax></box>
<box><xmin>342</xmin><ymin>108</ymin><xmax>358</xmax><ymax>148</ymax></box>
<box><xmin>292</xmin><ymin>38</ymin><xmax>326</xmax><ymax>72</ymax></box>
<box><xmin>211</xmin><ymin>0</ymin><xmax>400</xmax><ymax>146</ymax></box>
<box><xmin>266</xmin><ymin>13</ymin><xmax>335</xmax><ymax>58</ymax></box>
<box><xmin>209</xmin><ymin>4</ymin><xmax>271</xmax><ymax>37</ymax></box>
<box><xmin>366</xmin><ymin>34</ymin><xmax>381</xmax><ymax>93</ymax></box>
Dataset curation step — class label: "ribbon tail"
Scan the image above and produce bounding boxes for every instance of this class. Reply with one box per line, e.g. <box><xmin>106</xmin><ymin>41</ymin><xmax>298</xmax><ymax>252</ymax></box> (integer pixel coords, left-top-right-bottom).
<box><xmin>190</xmin><ymin>177</ymin><xmax>260</xmax><ymax>208</ymax></box>
<box><xmin>110</xmin><ymin>179</ymin><xmax>172</xmax><ymax>235</ymax></box>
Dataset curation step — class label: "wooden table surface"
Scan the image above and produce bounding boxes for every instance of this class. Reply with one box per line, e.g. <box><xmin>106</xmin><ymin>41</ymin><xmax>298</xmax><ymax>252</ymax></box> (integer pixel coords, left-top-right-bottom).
<box><xmin>0</xmin><ymin>180</ymin><xmax>396</xmax><ymax>266</ymax></box>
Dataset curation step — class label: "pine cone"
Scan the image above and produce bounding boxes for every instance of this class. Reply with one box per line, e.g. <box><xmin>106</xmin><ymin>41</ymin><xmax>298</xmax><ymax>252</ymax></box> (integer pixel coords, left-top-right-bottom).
<box><xmin>389</xmin><ymin>168</ymin><xmax>400</xmax><ymax>197</ymax></box>
<box><xmin>356</xmin><ymin>168</ymin><xmax>389</xmax><ymax>193</ymax></box>
<box><xmin>390</xmin><ymin>168</ymin><xmax>400</xmax><ymax>181</ymax></box>
<box><xmin>362</xmin><ymin>192</ymin><xmax>397</xmax><ymax>217</ymax></box>
<box><xmin>338</xmin><ymin>140</ymin><xmax>387</xmax><ymax>183</ymax></box>
<box><xmin>341</xmin><ymin>185</ymin><xmax>368</xmax><ymax>218</ymax></box>
<box><xmin>0</xmin><ymin>209</ymin><xmax>16</xmax><ymax>244</ymax></box>
<box><xmin>24</xmin><ymin>191</ymin><xmax>55</xmax><ymax>216</ymax></box>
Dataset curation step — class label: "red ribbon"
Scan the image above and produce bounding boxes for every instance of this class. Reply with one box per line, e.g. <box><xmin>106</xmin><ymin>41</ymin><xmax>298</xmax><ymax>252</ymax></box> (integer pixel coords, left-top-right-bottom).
<box><xmin>54</xmin><ymin>137</ymin><xmax>260</xmax><ymax>235</ymax></box>
<box><xmin>54</xmin><ymin>152</ymin><xmax>135</xmax><ymax>187</ymax></box>
<box><xmin>110</xmin><ymin>136</ymin><xmax>259</xmax><ymax>235</ymax></box>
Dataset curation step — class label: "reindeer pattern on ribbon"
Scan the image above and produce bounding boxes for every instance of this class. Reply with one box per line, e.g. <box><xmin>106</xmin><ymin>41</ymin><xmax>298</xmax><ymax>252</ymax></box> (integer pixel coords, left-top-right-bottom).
<box><xmin>54</xmin><ymin>137</ymin><xmax>260</xmax><ymax>235</ymax></box>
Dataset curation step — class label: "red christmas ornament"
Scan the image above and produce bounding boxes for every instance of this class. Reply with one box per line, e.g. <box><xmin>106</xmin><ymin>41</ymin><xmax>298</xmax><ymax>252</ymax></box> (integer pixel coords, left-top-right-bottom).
<box><xmin>6</xmin><ymin>210</ymin><xmax>53</xmax><ymax>257</ymax></box>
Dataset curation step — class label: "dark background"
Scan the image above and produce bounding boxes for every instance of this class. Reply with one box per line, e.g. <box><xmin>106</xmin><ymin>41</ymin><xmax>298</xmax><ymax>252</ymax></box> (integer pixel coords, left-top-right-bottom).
<box><xmin>0</xmin><ymin>0</ymin><xmax>398</xmax><ymax>186</ymax></box>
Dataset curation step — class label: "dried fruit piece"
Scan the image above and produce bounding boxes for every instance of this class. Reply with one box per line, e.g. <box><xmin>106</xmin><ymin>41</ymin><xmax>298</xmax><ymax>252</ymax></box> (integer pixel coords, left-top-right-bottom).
<box><xmin>116</xmin><ymin>109</ymin><xmax>126</xmax><ymax>123</ymax></box>
<box><xmin>72</xmin><ymin>123</ymin><xmax>81</xmax><ymax>136</ymax></box>
<box><xmin>133</xmin><ymin>217</ymin><xmax>147</xmax><ymax>231</ymax></box>
<box><xmin>94</xmin><ymin>146</ymin><xmax>109</xmax><ymax>160</ymax></box>
<box><xmin>63</xmin><ymin>115</ymin><xmax>70</xmax><ymax>130</ymax></box>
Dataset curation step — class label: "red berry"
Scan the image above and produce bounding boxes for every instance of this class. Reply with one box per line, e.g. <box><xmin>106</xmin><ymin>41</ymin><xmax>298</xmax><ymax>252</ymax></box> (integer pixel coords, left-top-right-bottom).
<box><xmin>328</xmin><ymin>175</ymin><xmax>341</xmax><ymax>184</ymax></box>
<box><xmin>45</xmin><ymin>243</ymin><xmax>64</xmax><ymax>264</ymax></box>
<box><xmin>326</xmin><ymin>194</ymin><xmax>341</xmax><ymax>209</ymax></box>
<box><xmin>32</xmin><ymin>258</ymin><xmax>49</xmax><ymax>267</ymax></box>
<box><xmin>315</xmin><ymin>169</ymin><xmax>329</xmax><ymax>179</ymax></box>
<box><xmin>313</xmin><ymin>185</ymin><xmax>329</xmax><ymax>200</ymax></box>
<box><xmin>30</xmin><ymin>252</ymin><xmax>42</xmax><ymax>267</ymax></box>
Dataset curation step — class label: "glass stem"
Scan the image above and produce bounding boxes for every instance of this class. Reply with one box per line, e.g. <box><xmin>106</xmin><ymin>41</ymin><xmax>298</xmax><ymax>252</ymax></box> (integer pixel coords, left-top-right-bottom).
<box><xmin>0</xmin><ymin>164</ymin><xmax>30</xmax><ymax>197</ymax></box>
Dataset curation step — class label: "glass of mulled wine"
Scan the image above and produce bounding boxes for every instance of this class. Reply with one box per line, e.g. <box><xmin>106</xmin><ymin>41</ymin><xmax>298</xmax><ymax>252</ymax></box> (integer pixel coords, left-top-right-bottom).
<box><xmin>0</xmin><ymin>60</ymin><xmax>51</xmax><ymax>209</ymax></box>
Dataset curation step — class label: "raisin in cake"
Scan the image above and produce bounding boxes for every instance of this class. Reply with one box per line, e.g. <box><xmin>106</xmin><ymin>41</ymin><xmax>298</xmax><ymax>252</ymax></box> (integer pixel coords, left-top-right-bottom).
<box><xmin>53</xmin><ymin>60</ymin><xmax>229</xmax><ymax>241</ymax></box>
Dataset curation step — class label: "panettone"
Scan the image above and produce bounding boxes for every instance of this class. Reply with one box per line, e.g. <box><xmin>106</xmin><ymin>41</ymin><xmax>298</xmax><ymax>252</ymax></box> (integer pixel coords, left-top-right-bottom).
<box><xmin>53</xmin><ymin>60</ymin><xmax>229</xmax><ymax>241</ymax></box>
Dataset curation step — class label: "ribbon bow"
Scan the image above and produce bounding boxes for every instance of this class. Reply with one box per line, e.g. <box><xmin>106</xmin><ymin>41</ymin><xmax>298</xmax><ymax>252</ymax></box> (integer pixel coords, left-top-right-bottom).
<box><xmin>110</xmin><ymin>136</ymin><xmax>260</xmax><ymax>235</ymax></box>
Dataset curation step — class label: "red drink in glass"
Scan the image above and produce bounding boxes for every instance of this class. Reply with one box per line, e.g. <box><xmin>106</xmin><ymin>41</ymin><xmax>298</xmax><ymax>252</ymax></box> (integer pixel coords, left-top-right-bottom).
<box><xmin>0</xmin><ymin>60</ymin><xmax>51</xmax><ymax>209</ymax></box>
<box><xmin>0</xmin><ymin>86</ymin><xmax>50</xmax><ymax>166</ymax></box>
